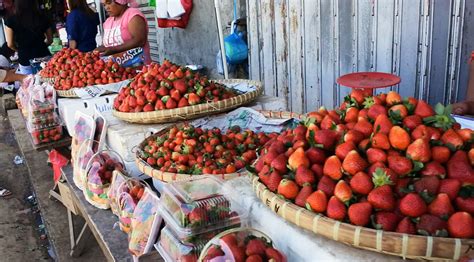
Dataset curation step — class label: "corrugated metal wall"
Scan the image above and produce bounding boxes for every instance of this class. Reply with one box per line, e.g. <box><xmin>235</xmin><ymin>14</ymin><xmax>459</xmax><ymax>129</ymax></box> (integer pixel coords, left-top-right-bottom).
<box><xmin>137</xmin><ymin>1</ymin><xmax>159</xmax><ymax>62</ymax></box>
<box><xmin>247</xmin><ymin>0</ymin><xmax>472</xmax><ymax>113</ymax></box>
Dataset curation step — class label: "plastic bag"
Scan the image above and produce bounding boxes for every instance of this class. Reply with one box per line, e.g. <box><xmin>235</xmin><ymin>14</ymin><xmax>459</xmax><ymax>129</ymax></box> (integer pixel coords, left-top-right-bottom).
<box><xmin>129</xmin><ymin>187</ymin><xmax>162</xmax><ymax>257</ymax></box>
<box><xmin>117</xmin><ymin>179</ymin><xmax>148</xmax><ymax>232</ymax></box>
<box><xmin>224</xmin><ymin>21</ymin><xmax>248</xmax><ymax>65</ymax></box>
<box><xmin>157</xmin><ymin>0</ymin><xmax>193</xmax><ymax>29</ymax></box>
<box><xmin>48</xmin><ymin>149</ymin><xmax>69</xmax><ymax>183</ymax></box>
<box><xmin>71</xmin><ymin>112</ymin><xmax>96</xmax><ymax>165</ymax></box>
<box><xmin>74</xmin><ymin>139</ymin><xmax>98</xmax><ymax>190</ymax></box>
<box><xmin>108</xmin><ymin>170</ymin><xmax>129</xmax><ymax>216</ymax></box>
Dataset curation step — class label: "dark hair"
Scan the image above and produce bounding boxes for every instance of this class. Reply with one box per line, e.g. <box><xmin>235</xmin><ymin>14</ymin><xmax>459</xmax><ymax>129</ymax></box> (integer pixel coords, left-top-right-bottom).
<box><xmin>69</xmin><ymin>0</ymin><xmax>95</xmax><ymax>17</ymax></box>
<box><xmin>13</xmin><ymin>0</ymin><xmax>44</xmax><ymax>30</ymax></box>
<box><xmin>0</xmin><ymin>43</ymin><xmax>14</xmax><ymax>60</ymax></box>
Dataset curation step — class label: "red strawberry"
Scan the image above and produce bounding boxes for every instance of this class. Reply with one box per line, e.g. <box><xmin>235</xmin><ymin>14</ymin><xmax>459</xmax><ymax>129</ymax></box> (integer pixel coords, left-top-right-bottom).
<box><xmin>335</xmin><ymin>141</ymin><xmax>356</xmax><ymax>160</ymax></box>
<box><xmin>317</xmin><ymin>175</ymin><xmax>336</xmax><ymax>197</ymax></box>
<box><xmin>264</xmin><ymin>150</ymin><xmax>280</xmax><ymax>165</ymax></box>
<box><xmin>373</xmin><ymin>114</ymin><xmax>393</xmax><ymax>135</ymax></box>
<box><xmin>269</xmin><ymin>141</ymin><xmax>286</xmax><ymax>154</ymax></box>
<box><xmin>417</xmin><ymin>214</ymin><xmax>448</xmax><ymax>236</ymax></box>
<box><xmin>327</xmin><ymin>196</ymin><xmax>347</xmax><ymax>221</ymax></box>
<box><xmin>344</xmin><ymin>107</ymin><xmax>359</xmax><ymax>123</ymax></box>
<box><xmin>447</xmin><ymin>151</ymin><xmax>474</xmax><ymax>185</ymax></box>
<box><xmin>441</xmin><ymin>129</ymin><xmax>464</xmax><ymax>149</ymax></box>
<box><xmin>350</xmin><ymin>89</ymin><xmax>366</xmax><ymax>105</ymax></box>
<box><xmin>305</xmin><ymin>147</ymin><xmax>326</xmax><ymax>164</ymax></box>
<box><xmin>396</xmin><ymin>217</ymin><xmax>416</xmax><ymax>234</ymax></box>
<box><xmin>342</xmin><ymin>150</ymin><xmax>368</xmax><ymax>176</ymax></box>
<box><xmin>457</xmin><ymin>128</ymin><xmax>474</xmax><ymax>142</ymax></box>
<box><xmin>406</xmin><ymin>138</ymin><xmax>431</xmax><ymax>163</ymax></box>
<box><xmin>374</xmin><ymin>211</ymin><xmax>399</xmax><ymax>231</ymax></box>
<box><xmin>403</xmin><ymin>115</ymin><xmax>422</xmax><ymax>130</ymax></box>
<box><xmin>371</xmin><ymin>133</ymin><xmax>391</xmax><ymax>150</ymax></box>
<box><xmin>205</xmin><ymin>245</ymin><xmax>224</xmax><ymax>260</ymax></box>
<box><xmin>469</xmin><ymin>148</ymin><xmax>474</xmax><ymax>166</ymax></box>
<box><xmin>414</xmin><ymin>176</ymin><xmax>440</xmax><ymax>196</ymax></box>
<box><xmin>277</xmin><ymin>179</ymin><xmax>299</xmax><ymax>200</ymax></box>
<box><xmin>411</xmin><ymin>125</ymin><xmax>431</xmax><ymax>141</ymax></box>
<box><xmin>344</xmin><ymin>130</ymin><xmax>365</xmax><ymax>144</ymax></box>
<box><xmin>428</xmin><ymin>193</ymin><xmax>454</xmax><ymax>218</ymax></box>
<box><xmin>368</xmin><ymin>185</ymin><xmax>396</xmax><ymax>211</ymax></box>
<box><xmin>439</xmin><ymin>179</ymin><xmax>461</xmax><ymax>200</ymax></box>
<box><xmin>367</xmin><ymin>162</ymin><xmax>386</xmax><ymax>177</ymax></box>
<box><xmin>270</xmin><ymin>154</ymin><xmax>288</xmax><ymax>174</ymax></box>
<box><xmin>229</xmin><ymin>245</ymin><xmax>246</xmax><ymax>262</ymax></box>
<box><xmin>165</xmin><ymin>97</ymin><xmax>177</xmax><ymax>109</ymax></box>
<box><xmin>394</xmin><ymin>178</ymin><xmax>411</xmax><ymax>198</ymax></box>
<box><xmin>414</xmin><ymin>100</ymin><xmax>435</xmax><ymax>118</ymax></box>
<box><xmin>311</xmin><ymin>164</ymin><xmax>323</xmax><ymax>179</ymax></box>
<box><xmin>353</xmin><ymin>118</ymin><xmax>373</xmax><ymax>137</ymax></box>
<box><xmin>421</xmin><ymin>161</ymin><xmax>446</xmax><ymax>177</ymax></box>
<box><xmin>178</xmin><ymin>97</ymin><xmax>190</xmax><ymax>107</ymax></box>
<box><xmin>306</xmin><ymin>190</ymin><xmax>327</xmax><ymax>213</ymax></box>
<box><xmin>313</xmin><ymin>129</ymin><xmax>338</xmax><ymax>149</ymax></box>
<box><xmin>288</xmin><ymin>147</ymin><xmax>310</xmax><ymax>170</ymax></box>
<box><xmin>320</xmin><ymin>115</ymin><xmax>339</xmax><ymax>130</ymax></box>
<box><xmin>323</xmin><ymin>155</ymin><xmax>343</xmax><ymax>180</ymax></box>
<box><xmin>448</xmin><ymin>212</ymin><xmax>474</xmax><ymax>238</ymax></box>
<box><xmin>267</xmin><ymin>171</ymin><xmax>282</xmax><ymax>192</ymax></box>
<box><xmin>386</xmin><ymin>91</ymin><xmax>402</xmax><ymax>106</ymax></box>
<box><xmin>265</xmin><ymin>247</ymin><xmax>284</xmax><ymax>262</ymax></box>
<box><xmin>334</xmin><ymin>180</ymin><xmax>352</xmax><ymax>203</ymax></box>
<box><xmin>220</xmin><ymin>233</ymin><xmax>238</xmax><ymax>247</ymax></box>
<box><xmin>389</xmin><ymin>126</ymin><xmax>411</xmax><ymax>151</ymax></box>
<box><xmin>350</xmin><ymin>171</ymin><xmax>374</xmax><ymax>195</ymax></box>
<box><xmin>455</xmin><ymin>197</ymin><xmax>474</xmax><ymax>215</ymax></box>
<box><xmin>387</xmin><ymin>155</ymin><xmax>413</xmax><ymax>176</ymax></box>
<box><xmin>170</xmin><ymin>89</ymin><xmax>181</xmax><ymax>102</ymax></box>
<box><xmin>399</xmin><ymin>193</ymin><xmax>427</xmax><ymax>217</ymax></box>
<box><xmin>358</xmin><ymin>138</ymin><xmax>371</xmax><ymax>151</ymax></box>
<box><xmin>245</xmin><ymin>239</ymin><xmax>267</xmax><ymax>256</ymax></box>
<box><xmin>295</xmin><ymin>166</ymin><xmax>316</xmax><ymax>186</ymax></box>
<box><xmin>348</xmin><ymin>202</ymin><xmax>373</xmax><ymax>226</ymax></box>
<box><xmin>367</xmin><ymin>148</ymin><xmax>387</xmax><ymax>164</ymax></box>
<box><xmin>295</xmin><ymin>185</ymin><xmax>313</xmax><ymax>207</ymax></box>
<box><xmin>245</xmin><ymin>255</ymin><xmax>263</xmax><ymax>262</ymax></box>
<box><xmin>367</xmin><ymin>104</ymin><xmax>387</xmax><ymax>120</ymax></box>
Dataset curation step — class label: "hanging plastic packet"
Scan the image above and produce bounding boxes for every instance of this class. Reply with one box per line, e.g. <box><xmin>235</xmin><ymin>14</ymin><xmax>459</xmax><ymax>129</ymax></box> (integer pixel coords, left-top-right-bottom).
<box><xmin>118</xmin><ymin>179</ymin><xmax>147</xmax><ymax>232</ymax></box>
<box><xmin>71</xmin><ymin>112</ymin><xmax>96</xmax><ymax>189</ymax></box>
<box><xmin>223</xmin><ymin>20</ymin><xmax>248</xmax><ymax>65</ymax></box>
<box><xmin>74</xmin><ymin>139</ymin><xmax>97</xmax><ymax>190</ymax></box>
<box><xmin>108</xmin><ymin>170</ymin><xmax>129</xmax><ymax>216</ymax></box>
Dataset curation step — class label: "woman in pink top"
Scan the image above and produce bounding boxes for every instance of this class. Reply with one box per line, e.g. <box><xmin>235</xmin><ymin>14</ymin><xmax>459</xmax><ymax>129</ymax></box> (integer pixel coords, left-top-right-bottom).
<box><xmin>96</xmin><ymin>0</ymin><xmax>151</xmax><ymax>64</ymax></box>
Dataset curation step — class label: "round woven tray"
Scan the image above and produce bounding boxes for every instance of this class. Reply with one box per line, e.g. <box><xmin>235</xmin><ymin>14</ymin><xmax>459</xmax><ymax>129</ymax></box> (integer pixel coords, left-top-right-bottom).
<box><xmin>113</xmin><ymin>79</ymin><xmax>263</xmax><ymax>124</ymax></box>
<box><xmin>249</xmin><ymin>174</ymin><xmax>474</xmax><ymax>260</ymax></box>
<box><xmin>136</xmin><ymin>110</ymin><xmax>304</xmax><ymax>182</ymax></box>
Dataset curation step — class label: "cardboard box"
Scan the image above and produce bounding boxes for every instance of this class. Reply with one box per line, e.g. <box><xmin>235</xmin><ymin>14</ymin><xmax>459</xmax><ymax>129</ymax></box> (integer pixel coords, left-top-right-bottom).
<box><xmin>57</xmin><ymin>181</ymin><xmax>79</xmax><ymax>215</ymax></box>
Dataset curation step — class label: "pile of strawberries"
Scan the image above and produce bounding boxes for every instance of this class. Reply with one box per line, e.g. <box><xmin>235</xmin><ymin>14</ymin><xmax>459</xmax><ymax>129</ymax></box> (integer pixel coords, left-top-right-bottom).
<box><xmin>255</xmin><ymin>89</ymin><xmax>474</xmax><ymax>239</ymax></box>
<box><xmin>40</xmin><ymin>48</ymin><xmax>137</xmax><ymax>90</ymax></box>
<box><xmin>114</xmin><ymin>60</ymin><xmax>237</xmax><ymax>112</ymax></box>
<box><xmin>139</xmin><ymin>124</ymin><xmax>275</xmax><ymax>175</ymax></box>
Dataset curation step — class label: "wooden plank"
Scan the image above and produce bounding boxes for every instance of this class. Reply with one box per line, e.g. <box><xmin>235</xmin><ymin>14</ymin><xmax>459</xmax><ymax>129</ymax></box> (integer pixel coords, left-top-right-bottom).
<box><xmin>337</xmin><ymin>0</ymin><xmax>355</xmax><ymax>103</ymax></box>
<box><xmin>303</xmin><ymin>0</ymin><xmax>320</xmax><ymax>112</ymax></box>
<box><xmin>457</xmin><ymin>0</ymin><xmax>474</xmax><ymax>103</ymax></box>
<box><xmin>261</xmin><ymin>0</ymin><xmax>277</xmax><ymax>96</ymax></box>
<box><xmin>274</xmin><ymin>0</ymin><xmax>290</xmax><ymax>110</ymax></box>
<box><xmin>247</xmin><ymin>0</ymin><xmax>262</xmax><ymax>81</ymax></box>
<box><xmin>375</xmin><ymin>0</ymin><xmax>395</xmax><ymax>94</ymax></box>
<box><xmin>320</xmin><ymin>0</ymin><xmax>335</xmax><ymax>109</ymax></box>
<box><xmin>288</xmin><ymin>0</ymin><xmax>305</xmax><ymax>112</ymax></box>
<box><xmin>356</xmin><ymin>0</ymin><xmax>374</xmax><ymax>71</ymax></box>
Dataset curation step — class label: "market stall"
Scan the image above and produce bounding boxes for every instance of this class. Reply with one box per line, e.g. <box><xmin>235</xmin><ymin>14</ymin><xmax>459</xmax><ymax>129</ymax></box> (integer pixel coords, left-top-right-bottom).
<box><xmin>11</xmin><ymin>46</ymin><xmax>474</xmax><ymax>262</ymax></box>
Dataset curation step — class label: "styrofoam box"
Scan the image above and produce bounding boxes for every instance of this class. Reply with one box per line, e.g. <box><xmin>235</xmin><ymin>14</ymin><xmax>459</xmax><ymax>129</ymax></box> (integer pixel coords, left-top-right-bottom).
<box><xmin>58</xmin><ymin>94</ymin><xmax>117</xmax><ymax>135</ymax></box>
<box><xmin>248</xmin><ymin>95</ymin><xmax>288</xmax><ymax>112</ymax></box>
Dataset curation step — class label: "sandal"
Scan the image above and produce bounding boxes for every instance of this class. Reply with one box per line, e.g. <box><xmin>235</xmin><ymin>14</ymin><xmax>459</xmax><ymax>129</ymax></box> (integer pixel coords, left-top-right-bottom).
<box><xmin>0</xmin><ymin>187</ymin><xmax>12</xmax><ymax>198</ymax></box>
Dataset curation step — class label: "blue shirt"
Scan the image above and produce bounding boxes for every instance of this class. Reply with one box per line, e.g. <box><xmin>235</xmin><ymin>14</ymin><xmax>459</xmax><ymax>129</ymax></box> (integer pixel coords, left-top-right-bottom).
<box><xmin>66</xmin><ymin>10</ymin><xmax>100</xmax><ymax>52</ymax></box>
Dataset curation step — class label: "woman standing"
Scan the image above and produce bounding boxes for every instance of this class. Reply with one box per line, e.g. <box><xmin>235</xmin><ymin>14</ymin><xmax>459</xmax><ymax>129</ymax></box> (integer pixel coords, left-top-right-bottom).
<box><xmin>96</xmin><ymin>0</ymin><xmax>151</xmax><ymax>64</ymax></box>
<box><xmin>4</xmin><ymin>0</ymin><xmax>53</xmax><ymax>74</ymax></box>
<box><xmin>66</xmin><ymin>0</ymin><xmax>100</xmax><ymax>52</ymax></box>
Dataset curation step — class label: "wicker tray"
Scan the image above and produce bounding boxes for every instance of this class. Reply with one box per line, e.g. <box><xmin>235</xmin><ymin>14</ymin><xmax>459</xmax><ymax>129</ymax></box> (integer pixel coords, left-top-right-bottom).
<box><xmin>249</xmin><ymin>174</ymin><xmax>474</xmax><ymax>260</ymax></box>
<box><xmin>136</xmin><ymin>110</ymin><xmax>304</xmax><ymax>182</ymax></box>
<box><xmin>113</xmin><ymin>79</ymin><xmax>263</xmax><ymax>124</ymax></box>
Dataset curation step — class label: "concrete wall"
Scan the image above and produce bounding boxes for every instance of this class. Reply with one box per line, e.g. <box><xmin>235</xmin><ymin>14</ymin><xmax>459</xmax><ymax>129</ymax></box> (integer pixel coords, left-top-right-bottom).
<box><xmin>154</xmin><ymin>0</ymin><xmax>246</xmax><ymax>78</ymax></box>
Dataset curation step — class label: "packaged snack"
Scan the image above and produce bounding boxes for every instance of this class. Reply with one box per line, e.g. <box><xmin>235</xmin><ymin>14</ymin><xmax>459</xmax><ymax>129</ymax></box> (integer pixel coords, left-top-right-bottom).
<box><xmin>160</xmin><ymin>176</ymin><xmax>246</xmax><ymax>239</ymax></box>
<box><xmin>108</xmin><ymin>170</ymin><xmax>129</xmax><ymax>216</ymax></box>
<box><xmin>83</xmin><ymin>149</ymin><xmax>124</xmax><ymax>209</ymax></box>
<box><xmin>117</xmin><ymin>179</ymin><xmax>148</xmax><ymax>233</ymax></box>
<box><xmin>73</xmin><ymin>139</ymin><xmax>99</xmax><ymax>190</ymax></box>
<box><xmin>129</xmin><ymin>187</ymin><xmax>162</xmax><ymax>257</ymax></box>
<box><xmin>71</xmin><ymin>111</ymin><xmax>96</xmax><ymax>166</ymax></box>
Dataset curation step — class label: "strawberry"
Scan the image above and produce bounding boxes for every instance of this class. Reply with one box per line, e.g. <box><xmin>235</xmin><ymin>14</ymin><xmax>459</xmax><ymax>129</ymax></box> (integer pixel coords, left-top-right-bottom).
<box><xmin>311</xmin><ymin>164</ymin><xmax>324</xmax><ymax>179</ymax></box>
<box><xmin>323</xmin><ymin>155</ymin><xmax>343</xmax><ymax>180</ymax></box>
<box><xmin>246</xmin><ymin>255</ymin><xmax>263</xmax><ymax>262</ymax></box>
<box><xmin>269</xmin><ymin>141</ymin><xmax>286</xmax><ymax>154</ymax></box>
<box><xmin>414</xmin><ymin>176</ymin><xmax>440</xmax><ymax>196</ymax></box>
<box><xmin>143</xmin><ymin>103</ymin><xmax>154</xmax><ymax>112</ymax></box>
<box><xmin>295</xmin><ymin>185</ymin><xmax>313</xmax><ymax>207</ymax></box>
<box><xmin>344</xmin><ymin>107</ymin><xmax>359</xmax><ymax>123</ymax></box>
<box><xmin>254</xmin><ymin>158</ymin><xmax>265</xmax><ymax>173</ymax></box>
<box><xmin>441</xmin><ymin>129</ymin><xmax>464</xmax><ymax>149</ymax></box>
<box><xmin>447</xmin><ymin>151</ymin><xmax>474</xmax><ymax>185</ymax></box>
<box><xmin>220</xmin><ymin>233</ymin><xmax>238</xmax><ymax>247</ymax></box>
<box><xmin>313</xmin><ymin>129</ymin><xmax>338</xmax><ymax>149</ymax></box>
<box><xmin>417</xmin><ymin>214</ymin><xmax>448</xmax><ymax>236</ymax></box>
<box><xmin>295</xmin><ymin>166</ymin><xmax>316</xmax><ymax>186</ymax></box>
<box><xmin>306</xmin><ymin>190</ymin><xmax>328</xmax><ymax>213</ymax></box>
<box><xmin>431</xmin><ymin>146</ymin><xmax>450</xmax><ymax>164</ymax></box>
<box><xmin>469</xmin><ymin>148</ymin><xmax>474</xmax><ymax>166</ymax></box>
<box><xmin>371</xmin><ymin>167</ymin><xmax>396</xmax><ymax>187</ymax></box>
<box><xmin>367</xmin><ymin>148</ymin><xmax>387</xmax><ymax>164</ymax></box>
<box><xmin>353</xmin><ymin>118</ymin><xmax>373</xmax><ymax>137</ymax></box>
<box><xmin>288</xmin><ymin>147</ymin><xmax>310</xmax><ymax>170</ymax></box>
<box><xmin>387</xmin><ymin>155</ymin><xmax>412</xmax><ymax>176</ymax></box>
<box><xmin>411</xmin><ymin>125</ymin><xmax>431</xmax><ymax>141</ymax></box>
<box><xmin>335</xmin><ymin>141</ymin><xmax>356</xmax><ymax>160</ymax></box>
<box><xmin>320</xmin><ymin>115</ymin><xmax>338</xmax><ymax>130</ymax></box>
<box><xmin>334</xmin><ymin>180</ymin><xmax>352</xmax><ymax>203</ymax></box>
<box><xmin>229</xmin><ymin>245</ymin><xmax>246</xmax><ymax>262</ymax></box>
<box><xmin>189</xmin><ymin>207</ymin><xmax>208</xmax><ymax>224</ymax></box>
<box><xmin>396</xmin><ymin>217</ymin><xmax>416</xmax><ymax>234</ymax></box>
<box><xmin>414</xmin><ymin>100</ymin><xmax>435</xmax><ymax>118</ymax></box>
<box><xmin>327</xmin><ymin>196</ymin><xmax>347</xmax><ymax>221</ymax></box>
<box><xmin>406</xmin><ymin>138</ymin><xmax>431</xmax><ymax>163</ymax></box>
<box><xmin>389</xmin><ymin>104</ymin><xmax>408</xmax><ymax>119</ymax></box>
<box><xmin>204</xmin><ymin>245</ymin><xmax>224</xmax><ymax>260</ymax></box>
<box><xmin>403</xmin><ymin>115</ymin><xmax>422</xmax><ymax>131</ymax></box>
<box><xmin>428</xmin><ymin>193</ymin><xmax>454</xmax><ymax>218</ymax></box>
<box><xmin>399</xmin><ymin>193</ymin><xmax>427</xmax><ymax>217</ymax></box>
<box><xmin>455</xmin><ymin>197</ymin><xmax>474</xmax><ymax>215</ymax></box>
<box><xmin>349</xmin><ymin>172</ymin><xmax>373</xmax><ymax>195</ymax></box>
<box><xmin>342</xmin><ymin>150</ymin><xmax>368</xmax><ymax>176</ymax></box>
<box><xmin>373</xmin><ymin>114</ymin><xmax>393</xmax><ymax>135</ymax></box>
<box><xmin>348</xmin><ymin>202</ymin><xmax>373</xmax><ymax>226</ymax></box>
<box><xmin>448</xmin><ymin>212</ymin><xmax>473</xmax><ymax>238</ymax></box>
<box><xmin>367</xmin><ymin>162</ymin><xmax>386</xmax><ymax>176</ymax></box>
<box><xmin>245</xmin><ymin>239</ymin><xmax>267</xmax><ymax>256</ymax></box>
<box><xmin>178</xmin><ymin>97</ymin><xmax>190</xmax><ymax>107</ymax></box>
<box><xmin>439</xmin><ymin>179</ymin><xmax>461</xmax><ymax>200</ymax></box>
<box><xmin>368</xmin><ymin>184</ymin><xmax>396</xmax><ymax>211</ymax></box>
<box><xmin>358</xmin><ymin>138</ymin><xmax>371</xmax><ymax>151</ymax></box>
<box><xmin>371</xmin><ymin>133</ymin><xmax>391</xmax><ymax>150</ymax></box>
<box><xmin>456</xmin><ymin>128</ymin><xmax>473</xmax><ymax>142</ymax></box>
<box><xmin>367</xmin><ymin>104</ymin><xmax>387</xmax><ymax>120</ymax></box>
<box><xmin>165</xmin><ymin>97</ymin><xmax>177</xmax><ymax>109</ymax></box>
<box><xmin>265</xmin><ymin>247</ymin><xmax>284</xmax><ymax>262</ymax></box>
<box><xmin>421</xmin><ymin>161</ymin><xmax>446</xmax><ymax>177</ymax></box>
<box><xmin>374</xmin><ymin>211</ymin><xmax>399</xmax><ymax>231</ymax></box>
<box><xmin>270</xmin><ymin>154</ymin><xmax>288</xmax><ymax>174</ymax></box>
<box><xmin>267</xmin><ymin>171</ymin><xmax>282</xmax><ymax>192</ymax></box>
<box><xmin>344</xmin><ymin>130</ymin><xmax>365</xmax><ymax>144</ymax></box>
<box><xmin>305</xmin><ymin>147</ymin><xmax>326</xmax><ymax>164</ymax></box>
<box><xmin>386</xmin><ymin>91</ymin><xmax>402</xmax><ymax>106</ymax></box>
<box><xmin>389</xmin><ymin>126</ymin><xmax>411</xmax><ymax>151</ymax></box>
<box><xmin>170</xmin><ymin>89</ymin><xmax>181</xmax><ymax>102</ymax></box>
<box><xmin>277</xmin><ymin>179</ymin><xmax>299</xmax><ymax>200</ymax></box>
<box><xmin>317</xmin><ymin>175</ymin><xmax>336</xmax><ymax>197</ymax></box>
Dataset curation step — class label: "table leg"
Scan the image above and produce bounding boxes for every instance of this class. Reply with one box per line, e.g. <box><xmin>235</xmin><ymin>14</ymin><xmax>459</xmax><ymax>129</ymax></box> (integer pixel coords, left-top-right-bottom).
<box><xmin>67</xmin><ymin>210</ymin><xmax>75</xmax><ymax>250</ymax></box>
<box><xmin>70</xmin><ymin>220</ymin><xmax>92</xmax><ymax>257</ymax></box>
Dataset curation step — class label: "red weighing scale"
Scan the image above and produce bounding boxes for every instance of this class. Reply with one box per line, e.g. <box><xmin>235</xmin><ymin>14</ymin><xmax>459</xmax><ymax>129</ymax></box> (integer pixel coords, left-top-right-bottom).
<box><xmin>337</xmin><ymin>72</ymin><xmax>401</xmax><ymax>95</ymax></box>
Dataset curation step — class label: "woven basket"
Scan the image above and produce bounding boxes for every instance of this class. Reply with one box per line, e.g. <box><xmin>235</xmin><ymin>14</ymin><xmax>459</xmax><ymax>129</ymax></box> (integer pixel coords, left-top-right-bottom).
<box><xmin>113</xmin><ymin>79</ymin><xmax>263</xmax><ymax>124</ymax></box>
<box><xmin>249</xmin><ymin>174</ymin><xmax>474</xmax><ymax>260</ymax></box>
<box><xmin>136</xmin><ymin>110</ymin><xmax>304</xmax><ymax>182</ymax></box>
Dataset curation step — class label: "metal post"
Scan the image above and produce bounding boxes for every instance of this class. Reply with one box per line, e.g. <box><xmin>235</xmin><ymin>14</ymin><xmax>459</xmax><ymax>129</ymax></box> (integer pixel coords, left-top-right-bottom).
<box><xmin>214</xmin><ymin>0</ymin><xmax>229</xmax><ymax>79</ymax></box>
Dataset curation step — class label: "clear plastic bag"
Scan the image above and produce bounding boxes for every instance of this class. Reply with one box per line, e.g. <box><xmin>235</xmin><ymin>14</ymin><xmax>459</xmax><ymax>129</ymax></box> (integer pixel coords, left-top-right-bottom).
<box><xmin>108</xmin><ymin>170</ymin><xmax>129</xmax><ymax>216</ymax></box>
<box><xmin>117</xmin><ymin>179</ymin><xmax>148</xmax><ymax>232</ymax></box>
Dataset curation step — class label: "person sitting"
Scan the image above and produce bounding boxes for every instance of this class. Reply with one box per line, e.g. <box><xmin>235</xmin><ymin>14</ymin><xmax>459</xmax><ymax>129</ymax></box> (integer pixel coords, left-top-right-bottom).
<box><xmin>66</xmin><ymin>0</ymin><xmax>100</xmax><ymax>52</ymax></box>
